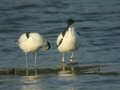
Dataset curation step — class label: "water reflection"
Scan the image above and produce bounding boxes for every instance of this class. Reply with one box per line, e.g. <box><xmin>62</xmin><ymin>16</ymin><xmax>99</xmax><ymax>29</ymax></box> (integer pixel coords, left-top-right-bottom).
<box><xmin>0</xmin><ymin>64</ymin><xmax>120</xmax><ymax>76</ymax></box>
<box><xmin>57</xmin><ymin>63</ymin><xmax>76</xmax><ymax>79</ymax></box>
<box><xmin>20</xmin><ymin>75</ymin><xmax>43</xmax><ymax>90</ymax></box>
<box><xmin>25</xmin><ymin>67</ymin><xmax>38</xmax><ymax>76</ymax></box>
<box><xmin>21</xmin><ymin>75</ymin><xmax>39</xmax><ymax>83</ymax></box>
<box><xmin>56</xmin><ymin>64</ymin><xmax>77</xmax><ymax>90</ymax></box>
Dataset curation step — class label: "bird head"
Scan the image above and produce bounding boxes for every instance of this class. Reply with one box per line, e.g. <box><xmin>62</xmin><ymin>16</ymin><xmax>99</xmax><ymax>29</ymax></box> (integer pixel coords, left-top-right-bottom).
<box><xmin>67</xmin><ymin>19</ymin><xmax>74</xmax><ymax>26</ymax></box>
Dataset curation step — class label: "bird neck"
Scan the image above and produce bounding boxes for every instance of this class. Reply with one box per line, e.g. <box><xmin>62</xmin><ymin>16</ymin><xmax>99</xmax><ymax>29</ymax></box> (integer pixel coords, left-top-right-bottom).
<box><xmin>67</xmin><ymin>25</ymin><xmax>74</xmax><ymax>31</ymax></box>
<box><xmin>67</xmin><ymin>24</ymin><xmax>72</xmax><ymax>29</ymax></box>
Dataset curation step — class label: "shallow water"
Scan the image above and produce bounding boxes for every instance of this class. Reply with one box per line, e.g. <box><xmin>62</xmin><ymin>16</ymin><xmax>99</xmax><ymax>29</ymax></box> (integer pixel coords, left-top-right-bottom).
<box><xmin>0</xmin><ymin>0</ymin><xmax>120</xmax><ymax>90</ymax></box>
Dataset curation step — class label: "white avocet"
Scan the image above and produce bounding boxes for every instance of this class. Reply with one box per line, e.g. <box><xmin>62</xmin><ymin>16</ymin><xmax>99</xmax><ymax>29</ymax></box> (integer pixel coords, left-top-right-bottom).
<box><xmin>56</xmin><ymin>19</ymin><xmax>80</xmax><ymax>63</ymax></box>
<box><xmin>17</xmin><ymin>32</ymin><xmax>51</xmax><ymax>66</ymax></box>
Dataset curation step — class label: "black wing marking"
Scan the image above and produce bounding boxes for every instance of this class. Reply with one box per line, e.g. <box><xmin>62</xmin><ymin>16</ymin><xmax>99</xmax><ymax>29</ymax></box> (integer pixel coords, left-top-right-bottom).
<box><xmin>62</xmin><ymin>25</ymin><xmax>69</xmax><ymax>37</ymax></box>
<box><xmin>77</xmin><ymin>32</ymin><xmax>80</xmax><ymax>36</ymax></box>
<box><xmin>57</xmin><ymin>30</ymin><xmax>66</xmax><ymax>47</ymax></box>
<box><xmin>26</xmin><ymin>32</ymin><xmax>30</xmax><ymax>38</ymax></box>
<box><xmin>47</xmin><ymin>41</ymin><xmax>51</xmax><ymax>49</ymax></box>
<box><xmin>57</xmin><ymin>38</ymin><xmax>63</xmax><ymax>48</ymax></box>
<box><xmin>57</xmin><ymin>26</ymin><xmax>68</xmax><ymax>48</ymax></box>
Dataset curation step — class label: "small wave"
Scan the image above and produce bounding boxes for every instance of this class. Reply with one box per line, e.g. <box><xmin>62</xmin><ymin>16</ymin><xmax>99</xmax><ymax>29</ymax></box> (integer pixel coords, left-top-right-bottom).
<box><xmin>0</xmin><ymin>64</ymin><xmax>118</xmax><ymax>76</ymax></box>
<box><xmin>12</xmin><ymin>4</ymin><xmax>39</xmax><ymax>10</ymax></box>
<box><xmin>0</xmin><ymin>29</ymin><xmax>20</xmax><ymax>33</ymax></box>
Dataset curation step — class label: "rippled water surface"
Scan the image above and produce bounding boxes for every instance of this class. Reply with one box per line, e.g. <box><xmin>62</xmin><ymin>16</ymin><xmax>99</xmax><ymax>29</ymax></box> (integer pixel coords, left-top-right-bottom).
<box><xmin>0</xmin><ymin>0</ymin><xmax>120</xmax><ymax>90</ymax></box>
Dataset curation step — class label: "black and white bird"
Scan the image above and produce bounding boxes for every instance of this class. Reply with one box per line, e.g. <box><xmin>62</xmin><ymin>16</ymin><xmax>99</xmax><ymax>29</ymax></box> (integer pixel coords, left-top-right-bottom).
<box><xmin>17</xmin><ymin>32</ymin><xmax>51</xmax><ymax>66</ymax></box>
<box><xmin>56</xmin><ymin>19</ymin><xmax>80</xmax><ymax>63</ymax></box>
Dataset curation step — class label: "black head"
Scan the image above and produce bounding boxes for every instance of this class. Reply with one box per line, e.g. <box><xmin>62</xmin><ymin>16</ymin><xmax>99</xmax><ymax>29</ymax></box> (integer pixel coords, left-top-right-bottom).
<box><xmin>47</xmin><ymin>41</ymin><xmax>51</xmax><ymax>49</ymax></box>
<box><xmin>25</xmin><ymin>32</ymin><xmax>30</xmax><ymax>38</ymax></box>
<box><xmin>67</xmin><ymin>19</ymin><xmax>74</xmax><ymax>26</ymax></box>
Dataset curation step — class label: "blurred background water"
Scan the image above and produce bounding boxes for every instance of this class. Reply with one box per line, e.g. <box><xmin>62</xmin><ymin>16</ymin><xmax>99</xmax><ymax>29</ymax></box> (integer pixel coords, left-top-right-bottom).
<box><xmin>0</xmin><ymin>0</ymin><xmax>120</xmax><ymax>90</ymax></box>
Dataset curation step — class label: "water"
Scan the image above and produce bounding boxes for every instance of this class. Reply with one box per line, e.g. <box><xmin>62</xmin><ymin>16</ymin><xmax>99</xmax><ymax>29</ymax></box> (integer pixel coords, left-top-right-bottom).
<box><xmin>0</xmin><ymin>0</ymin><xmax>120</xmax><ymax>90</ymax></box>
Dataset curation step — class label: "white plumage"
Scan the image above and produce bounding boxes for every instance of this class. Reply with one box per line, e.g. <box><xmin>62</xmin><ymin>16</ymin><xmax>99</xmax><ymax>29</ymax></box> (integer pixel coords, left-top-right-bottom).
<box><xmin>56</xmin><ymin>19</ymin><xmax>80</xmax><ymax>63</ymax></box>
<box><xmin>17</xmin><ymin>32</ymin><xmax>50</xmax><ymax>66</ymax></box>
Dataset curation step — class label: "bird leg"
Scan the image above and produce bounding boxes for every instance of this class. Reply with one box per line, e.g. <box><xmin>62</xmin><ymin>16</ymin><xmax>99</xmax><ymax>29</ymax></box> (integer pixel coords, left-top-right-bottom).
<box><xmin>34</xmin><ymin>51</ymin><xmax>38</xmax><ymax>75</ymax></box>
<box><xmin>25</xmin><ymin>53</ymin><xmax>28</xmax><ymax>68</ymax></box>
<box><xmin>62</xmin><ymin>57</ymin><xmax>65</xmax><ymax>63</ymax></box>
<box><xmin>35</xmin><ymin>52</ymin><xmax>37</xmax><ymax>65</ymax></box>
<box><xmin>62</xmin><ymin>54</ymin><xmax>65</xmax><ymax>63</ymax></box>
<box><xmin>25</xmin><ymin>53</ymin><xmax>28</xmax><ymax>76</ymax></box>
